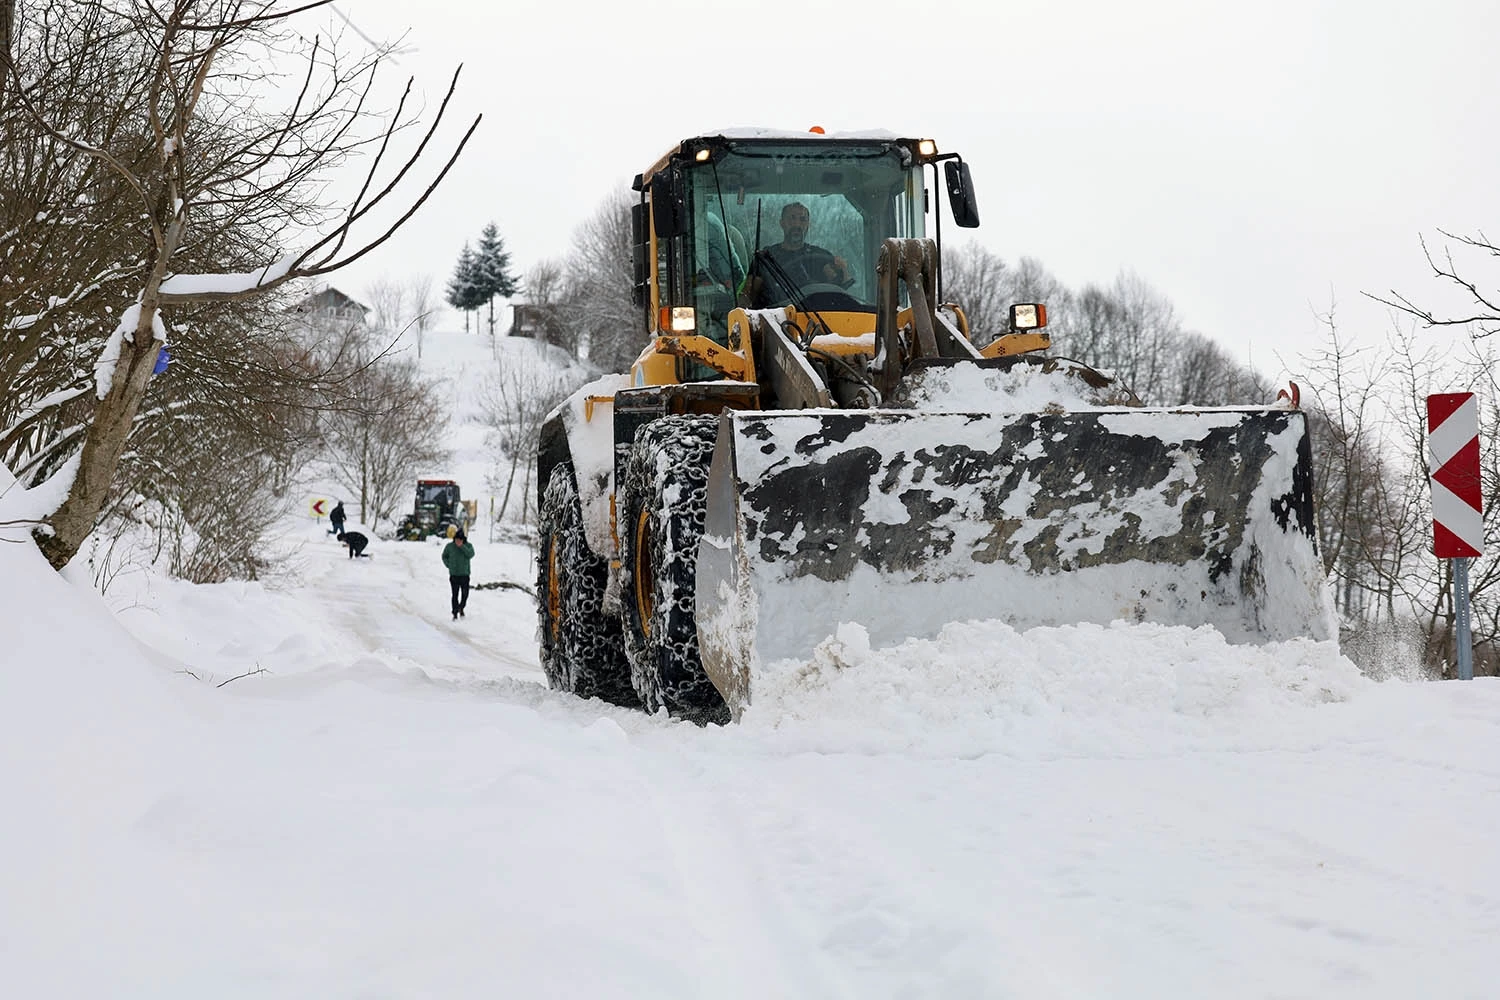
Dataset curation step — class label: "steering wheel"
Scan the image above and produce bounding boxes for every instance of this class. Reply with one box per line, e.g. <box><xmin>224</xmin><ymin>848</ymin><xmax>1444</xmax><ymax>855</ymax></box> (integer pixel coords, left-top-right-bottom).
<box><xmin>799</xmin><ymin>285</ymin><xmax>866</xmax><ymax>311</ymax></box>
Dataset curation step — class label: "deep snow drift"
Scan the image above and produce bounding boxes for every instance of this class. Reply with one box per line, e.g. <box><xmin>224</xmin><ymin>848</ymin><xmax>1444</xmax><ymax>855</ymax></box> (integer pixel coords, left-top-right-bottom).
<box><xmin>2</xmin><ymin>326</ymin><xmax>1497</xmax><ymax>999</ymax></box>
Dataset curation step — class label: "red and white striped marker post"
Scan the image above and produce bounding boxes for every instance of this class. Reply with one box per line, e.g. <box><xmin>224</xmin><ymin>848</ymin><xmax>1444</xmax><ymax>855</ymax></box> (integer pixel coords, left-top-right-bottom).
<box><xmin>1428</xmin><ymin>392</ymin><xmax>1483</xmax><ymax>679</ymax></box>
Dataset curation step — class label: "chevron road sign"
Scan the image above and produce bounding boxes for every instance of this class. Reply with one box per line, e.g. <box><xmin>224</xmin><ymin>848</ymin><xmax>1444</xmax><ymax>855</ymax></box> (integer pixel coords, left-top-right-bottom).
<box><xmin>1429</xmin><ymin>393</ymin><xmax>1483</xmax><ymax>558</ymax></box>
<box><xmin>1428</xmin><ymin>392</ymin><xmax>1482</xmax><ymax>680</ymax></box>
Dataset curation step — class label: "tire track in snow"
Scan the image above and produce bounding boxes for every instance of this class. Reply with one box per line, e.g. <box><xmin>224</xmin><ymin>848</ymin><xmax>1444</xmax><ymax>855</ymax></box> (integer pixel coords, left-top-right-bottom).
<box><xmin>616</xmin><ymin>734</ymin><xmax>857</xmax><ymax>998</ymax></box>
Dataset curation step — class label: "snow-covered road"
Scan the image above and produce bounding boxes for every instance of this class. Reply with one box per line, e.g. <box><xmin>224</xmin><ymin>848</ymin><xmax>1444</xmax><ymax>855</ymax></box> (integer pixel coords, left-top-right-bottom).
<box><xmin>18</xmin><ymin>516</ymin><xmax>1493</xmax><ymax>998</ymax></box>
<box><xmin>301</xmin><ymin>528</ymin><xmax>543</xmax><ymax>679</ymax></box>
<box><xmin>113</xmin><ymin>521</ymin><xmax>547</xmax><ymax>686</ymax></box>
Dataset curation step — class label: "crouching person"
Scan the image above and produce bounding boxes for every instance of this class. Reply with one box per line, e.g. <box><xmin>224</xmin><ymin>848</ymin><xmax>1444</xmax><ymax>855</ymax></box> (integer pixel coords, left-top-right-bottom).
<box><xmin>338</xmin><ymin>530</ymin><xmax>369</xmax><ymax>558</ymax></box>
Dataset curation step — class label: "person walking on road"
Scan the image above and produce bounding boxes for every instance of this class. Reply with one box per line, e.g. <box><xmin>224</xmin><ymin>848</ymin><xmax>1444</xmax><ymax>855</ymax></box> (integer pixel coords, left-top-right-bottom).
<box><xmin>328</xmin><ymin>500</ymin><xmax>346</xmax><ymax>536</ymax></box>
<box><xmin>442</xmin><ymin>529</ymin><xmax>474</xmax><ymax>620</ymax></box>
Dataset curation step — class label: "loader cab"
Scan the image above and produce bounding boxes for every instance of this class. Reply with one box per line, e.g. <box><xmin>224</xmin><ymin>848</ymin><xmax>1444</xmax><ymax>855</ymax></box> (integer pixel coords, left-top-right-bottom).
<box><xmin>633</xmin><ymin>133</ymin><xmax>977</xmax><ymax>381</ymax></box>
<box><xmin>416</xmin><ymin>479</ymin><xmax>461</xmax><ymax>512</ymax></box>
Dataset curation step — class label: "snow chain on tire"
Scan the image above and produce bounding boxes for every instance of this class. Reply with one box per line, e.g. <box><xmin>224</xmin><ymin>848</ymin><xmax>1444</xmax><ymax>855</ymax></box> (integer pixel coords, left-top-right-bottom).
<box><xmin>619</xmin><ymin>415</ymin><xmax>729</xmax><ymax>725</ymax></box>
<box><xmin>536</xmin><ymin>466</ymin><xmax>637</xmax><ymax>707</ymax></box>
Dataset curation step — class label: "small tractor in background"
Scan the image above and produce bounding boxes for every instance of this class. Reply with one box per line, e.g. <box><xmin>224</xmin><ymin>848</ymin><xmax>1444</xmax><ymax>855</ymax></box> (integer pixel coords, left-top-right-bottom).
<box><xmin>395</xmin><ymin>478</ymin><xmax>474</xmax><ymax>541</ymax></box>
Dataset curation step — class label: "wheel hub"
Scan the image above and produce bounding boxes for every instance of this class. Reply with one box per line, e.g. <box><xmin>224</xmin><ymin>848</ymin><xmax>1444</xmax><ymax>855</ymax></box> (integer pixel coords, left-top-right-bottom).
<box><xmin>546</xmin><ymin>535</ymin><xmax>562</xmax><ymax>641</ymax></box>
<box><xmin>634</xmin><ymin>509</ymin><xmax>654</xmax><ymax>636</ymax></box>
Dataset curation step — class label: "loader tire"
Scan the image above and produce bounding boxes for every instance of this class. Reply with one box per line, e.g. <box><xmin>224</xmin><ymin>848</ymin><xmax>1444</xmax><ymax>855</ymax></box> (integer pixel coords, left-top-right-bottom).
<box><xmin>620</xmin><ymin>415</ymin><xmax>729</xmax><ymax>725</ymax></box>
<box><xmin>537</xmin><ymin>465</ymin><xmax>637</xmax><ymax>708</ymax></box>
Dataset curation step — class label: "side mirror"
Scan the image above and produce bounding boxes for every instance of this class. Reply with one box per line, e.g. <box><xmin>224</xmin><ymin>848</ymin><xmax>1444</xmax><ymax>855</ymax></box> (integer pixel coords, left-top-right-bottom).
<box><xmin>650</xmin><ymin>173</ymin><xmax>684</xmax><ymax>239</ymax></box>
<box><xmin>944</xmin><ymin>160</ymin><xmax>980</xmax><ymax>228</ymax></box>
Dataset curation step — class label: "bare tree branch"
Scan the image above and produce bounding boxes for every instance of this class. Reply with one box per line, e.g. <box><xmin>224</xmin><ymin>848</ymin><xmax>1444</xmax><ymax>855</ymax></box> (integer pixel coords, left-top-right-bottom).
<box><xmin>1366</xmin><ymin>231</ymin><xmax>1500</xmax><ymax>338</ymax></box>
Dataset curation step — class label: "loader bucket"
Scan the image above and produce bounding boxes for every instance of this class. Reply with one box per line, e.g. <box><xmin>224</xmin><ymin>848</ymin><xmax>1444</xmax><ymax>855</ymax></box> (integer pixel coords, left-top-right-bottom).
<box><xmin>694</xmin><ymin>406</ymin><xmax>1334</xmax><ymax>718</ymax></box>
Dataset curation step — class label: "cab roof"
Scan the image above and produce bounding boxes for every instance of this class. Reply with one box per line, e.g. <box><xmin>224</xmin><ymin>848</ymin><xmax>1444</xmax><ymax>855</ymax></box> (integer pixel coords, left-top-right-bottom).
<box><xmin>640</xmin><ymin>128</ymin><xmax>919</xmax><ymax>185</ymax></box>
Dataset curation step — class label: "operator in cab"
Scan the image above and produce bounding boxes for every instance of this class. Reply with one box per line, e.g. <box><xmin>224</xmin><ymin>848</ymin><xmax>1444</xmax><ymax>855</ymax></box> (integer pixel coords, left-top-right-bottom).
<box><xmin>741</xmin><ymin>201</ymin><xmax>852</xmax><ymax>307</ymax></box>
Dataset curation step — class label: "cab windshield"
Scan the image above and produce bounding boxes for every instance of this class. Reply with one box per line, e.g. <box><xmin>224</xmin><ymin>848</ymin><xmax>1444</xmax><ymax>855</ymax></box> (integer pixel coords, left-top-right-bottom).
<box><xmin>681</xmin><ymin>140</ymin><xmax>925</xmax><ymax>319</ymax></box>
<box><xmin>417</xmin><ymin>483</ymin><xmax>457</xmax><ymax>506</ymax></box>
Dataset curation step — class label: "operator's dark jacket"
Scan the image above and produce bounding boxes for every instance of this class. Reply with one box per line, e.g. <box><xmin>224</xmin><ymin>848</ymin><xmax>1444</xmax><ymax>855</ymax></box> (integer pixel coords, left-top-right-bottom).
<box><xmin>442</xmin><ymin>538</ymin><xmax>474</xmax><ymax>576</ymax></box>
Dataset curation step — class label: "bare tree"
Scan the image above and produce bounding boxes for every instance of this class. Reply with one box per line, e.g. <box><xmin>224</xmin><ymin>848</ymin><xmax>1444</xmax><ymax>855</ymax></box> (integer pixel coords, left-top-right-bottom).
<box><xmin>3</xmin><ymin>0</ymin><xmax>480</xmax><ymax>571</ymax></box>
<box><xmin>1050</xmin><ymin>270</ymin><xmax>1267</xmax><ymax>405</ymax></box>
<box><xmin>1375</xmin><ymin>327</ymin><xmax>1496</xmax><ymax>675</ymax></box>
<box><xmin>407</xmin><ymin>272</ymin><xmax>434</xmax><ymax>358</ymax></box>
<box><xmin>559</xmin><ymin>188</ymin><xmax>640</xmax><ymax>373</ymax></box>
<box><xmin>478</xmin><ymin>352</ymin><xmax>583</xmax><ymax>526</ymax></box>
<box><xmin>131</xmin><ymin>444</ymin><xmax>288</xmax><ymax>584</ymax></box>
<box><xmin>1293</xmin><ymin>306</ymin><xmax>1500</xmax><ymax>677</ymax></box>
<box><xmin>1164</xmin><ymin>331</ymin><xmax>1271</xmax><ymax>406</ymax></box>
<box><xmin>522</xmin><ymin>258</ymin><xmax>577</xmax><ymax>354</ymax></box>
<box><xmin>48</xmin><ymin>291</ymin><xmax>349</xmax><ymax>590</ymax></box>
<box><xmin>2</xmin><ymin>2</ymin><xmax>152</xmax><ymax>483</ymax></box>
<box><xmin>940</xmin><ymin>241</ymin><xmax>1012</xmax><ymax>345</ymax></box>
<box><xmin>322</xmin><ymin>349</ymin><xmax>449</xmax><ymax>529</ymax></box>
<box><xmin>1354</xmin><ymin>229</ymin><xmax>1500</xmax><ymax>674</ymax></box>
<box><xmin>363</xmin><ymin>276</ymin><xmax>406</xmax><ymax>335</ymax></box>
<box><xmin>1294</xmin><ymin>314</ymin><xmax>1415</xmax><ymax>622</ymax></box>
<box><xmin>1103</xmin><ymin>272</ymin><xmax>1183</xmax><ymax>402</ymax></box>
<box><xmin>1008</xmin><ymin>256</ymin><xmax>1073</xmax><ymax>306</ymax></box>
<box><xmin>363</xmin><ymin>272</ymin><xmax>436</xmax><ymax>357</ymax></box>
<box><xmin>525</xmin><ymin>259</ymin><xmax>565</xmax><ymax>306</ymax></box>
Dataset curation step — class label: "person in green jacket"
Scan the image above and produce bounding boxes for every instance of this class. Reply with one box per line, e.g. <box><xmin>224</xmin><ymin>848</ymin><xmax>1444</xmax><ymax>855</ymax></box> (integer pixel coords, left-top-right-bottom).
<box><xmin>441</xmin><ymin>529</ymin><xmax>475</xmax><ymax>620</ymax></box>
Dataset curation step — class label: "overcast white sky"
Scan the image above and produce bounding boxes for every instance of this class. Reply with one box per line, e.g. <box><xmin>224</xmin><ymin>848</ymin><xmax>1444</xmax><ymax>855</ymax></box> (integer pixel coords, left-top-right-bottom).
<box><xmin>326</xmin><ymin>0</ymin><xmax>1499</xmax><ymax>380</ymax></box>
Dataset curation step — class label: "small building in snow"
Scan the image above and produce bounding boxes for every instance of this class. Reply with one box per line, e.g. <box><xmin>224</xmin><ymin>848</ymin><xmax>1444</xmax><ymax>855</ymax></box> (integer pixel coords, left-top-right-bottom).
<box><xmin>509</xmin><ymin>303</ymin><xmax>548</xmax><ymax>339</ymax></box>
<box><xmin>294</xmin><ymin>287</ymin><xmax>370</xmax><ymax>324</ymax></box>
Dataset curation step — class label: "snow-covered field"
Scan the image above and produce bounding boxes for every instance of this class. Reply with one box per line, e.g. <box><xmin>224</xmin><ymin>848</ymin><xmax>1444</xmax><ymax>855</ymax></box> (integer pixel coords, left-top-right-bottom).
<box><xmin>4</xmin><ymin>327</ymin><xmax>1499</xmax><ymax>999</ymax></box>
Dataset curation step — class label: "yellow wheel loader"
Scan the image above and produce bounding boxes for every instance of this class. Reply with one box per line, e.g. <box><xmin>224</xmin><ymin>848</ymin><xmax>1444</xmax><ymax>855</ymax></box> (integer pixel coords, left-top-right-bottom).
<box><xmin>536</xmin><ymin>129</ymin><xmax>1332</xmax><ymax>723</ymax></box>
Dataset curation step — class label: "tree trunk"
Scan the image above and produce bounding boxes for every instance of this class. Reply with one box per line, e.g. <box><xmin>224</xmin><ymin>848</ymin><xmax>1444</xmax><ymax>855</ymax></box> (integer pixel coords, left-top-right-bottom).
<box><xmin>497</xmin><ymin>455</ymin><xmax>518</xmax><ymax>523</ymax></box>
<box><xmin>521</xmin><ymin>461</ymin><xmax>532</xmax><ymax>524</ymax></box>
<box><xmin>359</xmin><ymin>428</ymin><xmax>370</xmax><ymax>524</ymax></box>
<box><xmin>0</xmin><ymin>0</ymin><xmax>14</xmax><ymax>105</ymax></box>
<box><xmin>34</xmin><ymin>165</ymin><xmax>187</xmax><ymax>571</ymax></box>
<box><xmin>34</xmin><ymin>308</ymin><xmax>162</xmax><ymax>569</ymax></box>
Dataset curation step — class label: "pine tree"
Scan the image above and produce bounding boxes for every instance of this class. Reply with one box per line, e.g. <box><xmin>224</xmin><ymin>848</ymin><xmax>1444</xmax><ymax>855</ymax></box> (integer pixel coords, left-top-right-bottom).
<box><xmin>473</xmin><ymin>222</ymin><xmax>519</xmax><ymax>336</ymax></box>
<box><xmin>445</xmin><ymin>243</ymin><xmax>485</xmax><ymax>333</ymax></box>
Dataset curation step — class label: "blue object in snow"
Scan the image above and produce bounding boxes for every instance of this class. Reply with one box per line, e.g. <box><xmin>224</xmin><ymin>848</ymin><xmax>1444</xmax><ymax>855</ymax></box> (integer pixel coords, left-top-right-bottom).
<box><xmin>152</xmin><ymin>347</ymin><xmax>171</xmax><ymax>375</ymax></box>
